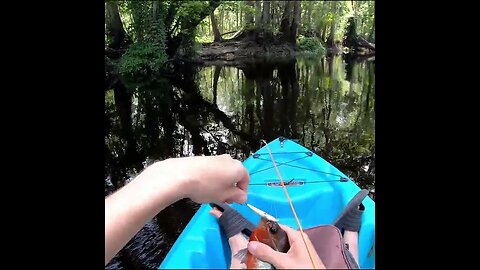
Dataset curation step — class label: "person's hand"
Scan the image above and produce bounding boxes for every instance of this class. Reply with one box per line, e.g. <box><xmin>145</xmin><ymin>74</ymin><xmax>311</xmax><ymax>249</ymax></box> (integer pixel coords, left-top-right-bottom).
<box><xmin>138</xmin><ymin>154</ymin><xmax>250</xmax><ymax>205</ymax></box>
<box><xmin>247</xmin><ymin>225</ymin><xmax>326</xmax><ymax>269</ymax></box>
<box><xmin>105</xmin><ymin>155</ymin><xmax>249</xmax><ymax>266</ymax></box>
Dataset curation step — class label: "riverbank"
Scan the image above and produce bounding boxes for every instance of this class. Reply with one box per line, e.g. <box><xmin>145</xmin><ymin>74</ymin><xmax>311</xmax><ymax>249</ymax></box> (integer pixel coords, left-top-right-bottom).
<box><xmin>195</xmin><ymin>39</ymin><xmax>373</xmax><ymax>65</ymax></box>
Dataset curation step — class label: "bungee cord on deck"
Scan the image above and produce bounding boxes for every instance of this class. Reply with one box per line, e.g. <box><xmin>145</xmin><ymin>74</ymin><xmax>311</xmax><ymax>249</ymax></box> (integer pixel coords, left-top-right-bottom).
<box><xmin>247</xmin><ymin>148</ymin><xmax>352</xmax><ymax>186</ymax></box>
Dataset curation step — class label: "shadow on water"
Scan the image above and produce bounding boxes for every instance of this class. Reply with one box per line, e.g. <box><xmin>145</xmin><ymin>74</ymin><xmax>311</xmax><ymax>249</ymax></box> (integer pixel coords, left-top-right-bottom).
<box><xmin>105</xmin><ymin>55</ymin><xmax>375</xmax><ymax>269</ymax></box>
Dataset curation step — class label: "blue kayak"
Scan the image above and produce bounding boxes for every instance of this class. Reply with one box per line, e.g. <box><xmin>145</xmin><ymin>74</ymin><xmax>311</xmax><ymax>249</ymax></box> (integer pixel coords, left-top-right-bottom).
<box><xmin>160</xmin><ymin>137</ymin><xmax>375</xmax><ymax>269</ymax></box>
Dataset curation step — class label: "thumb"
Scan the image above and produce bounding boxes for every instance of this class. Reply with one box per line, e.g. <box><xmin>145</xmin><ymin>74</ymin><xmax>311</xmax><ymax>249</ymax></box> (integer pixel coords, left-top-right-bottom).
<box><xmin>279</xmin><ymin>225</ymin><xmax>308</xmax><ymax>245</ymax></box>
<box><xmin>248</xmin><ymin>241</ymin><xmax>286</xmax><ymax>267</ymax></box>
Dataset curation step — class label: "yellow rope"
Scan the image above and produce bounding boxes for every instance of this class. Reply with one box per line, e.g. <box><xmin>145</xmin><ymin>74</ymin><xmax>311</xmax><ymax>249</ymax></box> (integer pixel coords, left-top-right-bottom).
<box><xmin>261</xmin><ymin>140</ymin><xmax>318</xmax><ymax>269</ymax></box>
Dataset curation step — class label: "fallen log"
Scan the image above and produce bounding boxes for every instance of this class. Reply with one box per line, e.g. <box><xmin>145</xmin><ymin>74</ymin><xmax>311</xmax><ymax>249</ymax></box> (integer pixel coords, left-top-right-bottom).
<box><xmin>356</xmin><ymin>37</ymin><xmax>375</xmax><ymax>50</ymax></box>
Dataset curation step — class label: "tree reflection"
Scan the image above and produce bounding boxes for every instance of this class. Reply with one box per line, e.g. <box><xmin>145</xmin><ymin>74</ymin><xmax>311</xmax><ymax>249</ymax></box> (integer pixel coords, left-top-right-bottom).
<box><xmin>195</xmin><ymin>56</ymin><xmax>375</xmax><ymax>191</ymax></box>
<box><xmin>105</xmin><ymin>55</ymin><xmax>375</xmax><ymax>268</ymax></box>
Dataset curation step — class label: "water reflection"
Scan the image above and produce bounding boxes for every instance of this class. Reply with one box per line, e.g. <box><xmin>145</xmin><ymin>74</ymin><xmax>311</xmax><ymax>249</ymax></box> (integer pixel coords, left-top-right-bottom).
<box><xmin>105</xmin><ymin>55</ymin><xmax>375</xmax><ymax>269</ymax></box>
<box><xmin>195</xmin><ymin>56</ymin><xmax>375</xmax><ymax>188</ymax></box>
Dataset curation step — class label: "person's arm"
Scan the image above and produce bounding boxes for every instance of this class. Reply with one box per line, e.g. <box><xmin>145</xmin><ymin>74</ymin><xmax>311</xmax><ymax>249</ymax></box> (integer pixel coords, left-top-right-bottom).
<box><xmin>247</xmin><ymin>225</ymin><xmax>326</xmax><ymax>269</ymax></box>
<box><xmin>105</xmin><ymin>155</ymin><xmax>249</xmax><ymax>265</ymax></box>
<box><xmin>105</xmin><ymin>167</ymin><xmax>183</xmax><ymax>265</ymax></box>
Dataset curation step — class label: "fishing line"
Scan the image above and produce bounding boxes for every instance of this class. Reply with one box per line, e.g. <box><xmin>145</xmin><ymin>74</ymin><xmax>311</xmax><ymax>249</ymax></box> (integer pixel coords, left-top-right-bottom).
<box><xmin>261</xmin><ymin>140</ymin><xmax>318</xmax><ymax>269</ymax></box>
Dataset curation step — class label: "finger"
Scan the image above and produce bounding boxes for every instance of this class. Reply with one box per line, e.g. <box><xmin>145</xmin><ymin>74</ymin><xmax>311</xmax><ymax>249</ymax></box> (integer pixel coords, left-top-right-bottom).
<box><xmin>226</xmin><ymin>187</ymin><xmax>247</xmax><ymax>204</ymax></box>
<box><xmin>232</xmin><ymin>160</ymin><xmax>250</xmax><ymax>193</ymax></box>
<box><xmin>247</xmin><ymin>241</ymin><xmax>287</xmax><ymax>267</ymax></box>
<box><xmin>209</xmin><ymin>208</ymin><xmax>222</xmax><ymax>218</ymax></box>
<box><xmin>225</xmin><ymin>159</ymin><xmax>250</xmax><ymax>192</ymax></box>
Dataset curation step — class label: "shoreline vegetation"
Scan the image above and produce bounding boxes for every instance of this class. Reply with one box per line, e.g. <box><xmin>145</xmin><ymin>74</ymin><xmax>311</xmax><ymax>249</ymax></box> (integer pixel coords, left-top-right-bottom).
<box><xmin>105</xmin><ymin>1</ymin><xmax>375</xmax><ymax>82</ymax></box>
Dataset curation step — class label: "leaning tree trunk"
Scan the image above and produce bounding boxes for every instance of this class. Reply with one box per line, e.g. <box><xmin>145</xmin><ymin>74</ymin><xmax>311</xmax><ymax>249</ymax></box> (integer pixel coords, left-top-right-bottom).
<box><xmin>105</xmin><ymin>1</ymin><xmax>129</xmax><ymax>50</ymax></box>
<box><xmin>210</xmin><ymin>11</ymin><xmax>223</xmax><ymax>42</ymax></box>
<box><xmin>166</xmin><ymin>0</ymin><xmax>221</xmax><ymax>57</ymax></box>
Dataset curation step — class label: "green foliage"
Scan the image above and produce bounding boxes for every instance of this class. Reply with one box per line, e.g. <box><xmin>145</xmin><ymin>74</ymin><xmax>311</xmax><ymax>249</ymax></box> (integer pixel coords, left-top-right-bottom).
<box><xmin>191</xmin><ymin>1</ymin><xmax>374</xmax><ymax>48</ymax></box>
<box><xmin>306</xmin><ymin>1</ymin><xmax>374</xmax><ymax>44</ymax></box>
<box><xmin>297</xmin><ymin>36</ymin><xmax>325</xmax><ymax>55</ymax></box>
<box><xmin>113</xmin><ymin>1</ymin><xmax>169</xmax><ymax>78</ymax></box>
<box><xmin>126</xmin><ymin>1</ymin><xmax>150</xmax><ymax>41</ymax></box>
<box><xmin>180</xmin><ymin>31</ymin><xmax>199</xmax><ymax>58</ymax></box>
<box><xmin>348</xmin><ymin>1</ymin><xmax>375</xmax><ymax>42</ymax></box>
<box><xmin>119</xmin><ymin>41</ymin><xmax>167</xmax><ymax>79</ymax></box>
<box><xmin>218</xmin><ymin>1</ymin><xmax>237</xmax><ymax>12</ymax></box>
<box><xmin>196</xmin><ymin>35</ymin><xmax>213</xmax><ymax>43</ymax></box>
<box><xmin>195</xmin><ymin>1</ymin><xmax>253</xmax><ymax>43</ymax></box>
<box><xmin>177</xmin><ymin>2</ymin><xmax>211</xmax><ymax>29</ymax></box>
<box><xmin>334</xmin><ymin>3</ymin><xmax>353</xmax><ymax>41</ymax></box>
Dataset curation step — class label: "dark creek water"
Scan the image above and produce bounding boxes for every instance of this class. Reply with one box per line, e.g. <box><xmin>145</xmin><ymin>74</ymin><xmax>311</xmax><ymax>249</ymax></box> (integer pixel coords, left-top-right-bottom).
<box><xmin>105</xmin><ymin>55</ymin><xmax>375</xmax><ymax>269</ymax></box>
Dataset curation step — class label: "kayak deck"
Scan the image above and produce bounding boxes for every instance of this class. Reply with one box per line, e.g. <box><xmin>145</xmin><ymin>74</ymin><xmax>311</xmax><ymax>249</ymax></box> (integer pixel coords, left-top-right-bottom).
<box><xmin>160</xmin><ymin>138</ymin><xmax>375</xmax><ymax>269</ymax></box>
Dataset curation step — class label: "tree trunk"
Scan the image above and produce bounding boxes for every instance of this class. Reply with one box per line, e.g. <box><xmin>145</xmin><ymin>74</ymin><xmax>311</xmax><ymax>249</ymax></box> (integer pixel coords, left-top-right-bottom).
<box><xmin>245</xmin><ymin>1</ymin><xmax>254</xmax><ymax>28</ymax></box>
<box><xmin>275</xmin><ymin>1</ymin><xmax>283</xmax><ymax>30</ymax></box>
<box><xmin>278</xmin><ymin>61</ymin><xmax>299</xmax><ymax>138</ymax></box>
<box><xmin>255</xmin><ymin>1</ymin><xmax>262</xmax><ymax>29</ymax></box>
<box><xmin>344</xmin><ymin>17</ymin><xmax>357</xmax><ymax>48</ymax></box>
<box><xmin>239</xmin><ymin>5</ymin><xmax>243</xmax><ymax>27</ymax></box>
<box><xmin>153</xmin><ymin>1</ymin><xmax>160</xmax><ymax>21</ymax></box>
<box><xmin>244</xmin><ymin>78</ymin><xmax>255</xmax><ymax>136</ymax></box>
<box><xmin>280</xmin><ymin>1</ymin><xmax>295</xmax><ymax>43</ymax></box>
<box><xmin>260</xmin><ymin>79</ymin><xmax>273</xmax><ymax>141</ymax></box>
<box><xmin>219</xmin><ymin>8</ymin><xmax>224</xmax><ymax>33</ymax></box>
<box><xmin>262</xmin><ymin>1</ymin><xmax>271</xmax><ymax>31</ymax></box>
<box><xmin>128</xmin><ymin>1</ymin><xmax>145</xmax><ymax>42</ymax></box>
<box><xmin>291</xmin><ymin>1</ymin><xmax>300</xmax><ymax>43</ymax></box>
<box><xmin>290</xmin><ymin>63</ymin><xmax>299</xmax><ymax>139</ymax></box>
<box><xmin>210</xmin><ymin>11</ymin><xmax>223</xmax><ymax>42</ymax></box>
<box><xmin>321</xmin><ymin>24</ymin><xmax>327</xmax><ymax>43</ymax></box>
<box><xmin>105</xmin><ymin>1</ymin><xmax>129</xmax><ymax>50</ymax></box>
<box><xmin>323</xmin><ymin>58</ymin><xmax>334</xmax><ymax>156</ymax></box>
<box><xmin>255</xmin><ymin>82</ymin><xmax>263</xmax><ymax>130</ymax></box>
<box><xmin>236</xmin><ymin>5</ymin><xmax>239</xmax><ymax>29</ymax></box>
<box><xmin>369</xmin><ymin>18</ymin><xmax>375</xmax><ymax>42</ymax></box>
<box><xmin>141</xmin><ymin>92</ymin><xmax>160</xmax><ymax>157</ymax></box>
<box><xmin>159</xmin><ymin>86</ymin><xmax>176</xmax><ymax>157</ymax></box>
<box><xmin>166</xmin><ymin>0</ymin><xmax>221</xmax><ymax>57</ymax></box>
<box><xmin>328</xmin><ymin>1</ymin><xmax>337</xmax><ymax>47</ymax></box>
<box><xmin>112</xmin><ymin>81</ymin><xmax>141</xmax><ymax>172</ymax></box>
<box><xmin>270</xmin><ymin>2</ymin><xmax>276</xmax><ymax>29</ymax></box>
<box><xmin>213</xmin><ymin>66</ymin><xmax>221</xmax><ymax>105</ymax></box>
<box><xmin>306</xmin><ymin>2</ymin><xmax>312</xmax><ymax>34</ymax></box>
